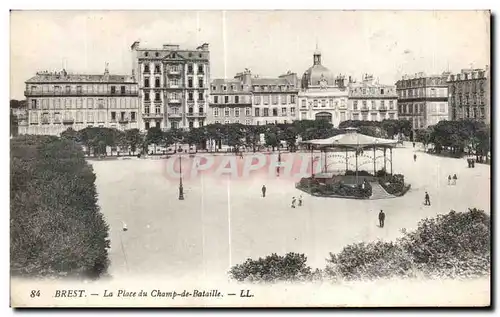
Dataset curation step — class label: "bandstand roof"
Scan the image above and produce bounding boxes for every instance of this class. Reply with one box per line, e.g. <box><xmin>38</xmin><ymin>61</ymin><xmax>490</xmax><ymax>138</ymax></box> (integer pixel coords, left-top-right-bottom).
<box><xmin>301</xmin><ymin>129</ymin><xmax>399</xmax><ymax>149</ymax></box>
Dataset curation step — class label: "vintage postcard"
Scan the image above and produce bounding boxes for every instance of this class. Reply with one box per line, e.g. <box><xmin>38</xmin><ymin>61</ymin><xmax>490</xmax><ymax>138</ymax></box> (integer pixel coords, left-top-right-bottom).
<box><xmin>10</xmin><ymin>10</ymin><xmax>491</xmax><ymax>307</ymax></box>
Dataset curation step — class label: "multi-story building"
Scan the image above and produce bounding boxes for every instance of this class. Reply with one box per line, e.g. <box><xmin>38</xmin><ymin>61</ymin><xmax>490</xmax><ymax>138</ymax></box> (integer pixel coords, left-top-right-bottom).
<box><xmin>23</xmin><ymin>67</ymin><xmax>139</xmax><ymax>135</ymax></box>
<box><xmin>396</xmin><ymin>72</ymin><xmax>450</xmax><ymax>131</ymax></box>
<box><xmin>447</xmin><ymin>66</ymin><xmax>490</xmax><ymax>124</ymax></box>
<box><xmin>298</xmin><ymin>48</ymin><xmax>349</xmax><ymax>127</ymax></box>
<box><xmin>251</xmin><ymin>70</ymin><xmax>299</xmax><ymax>125</ymax></box>
<box><xmin>131</xmin><ymin>41</ymin><xmax>210</xmax><ymax>131</ymax></box>
<box><xmin>12</xmin><ymin>100</ymin><xmax>28</xmax><ymax>135</ymax></box>
<box><xmin>208</xmin><ymin>70</ymin><xmax>253</xmax><ymax>125</ymax></box>
<box><xmin>348</xmin><ymin>74</ymin><xmax>398</xmax><ymax>122</ymax></box>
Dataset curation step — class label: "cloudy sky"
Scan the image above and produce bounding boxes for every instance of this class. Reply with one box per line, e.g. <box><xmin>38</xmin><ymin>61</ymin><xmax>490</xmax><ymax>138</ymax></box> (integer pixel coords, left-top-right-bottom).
<box><xmin>10</xmin><ymin>10</ymin><xmax>490</xmax><ymax>99</ymax></box>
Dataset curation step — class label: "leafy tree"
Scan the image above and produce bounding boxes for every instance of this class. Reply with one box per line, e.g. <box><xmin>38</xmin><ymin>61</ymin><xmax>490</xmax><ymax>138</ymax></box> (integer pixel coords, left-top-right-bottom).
<box><xmin>145</xmin><ymin>127</ymin><xmax>164</xmax><ymax>154</ymax></box>
<box><xmin>124</xmin><ymin>129</ymin><xmax>142</xmax><ymax>154</ymax></box>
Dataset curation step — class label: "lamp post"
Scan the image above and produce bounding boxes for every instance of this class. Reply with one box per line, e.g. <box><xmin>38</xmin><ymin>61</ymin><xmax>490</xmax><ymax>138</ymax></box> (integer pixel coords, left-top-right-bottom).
<box><xmin>178</xmin><ymin>147</ymin><xmax>184</xmax><ymax>200</ymax></box>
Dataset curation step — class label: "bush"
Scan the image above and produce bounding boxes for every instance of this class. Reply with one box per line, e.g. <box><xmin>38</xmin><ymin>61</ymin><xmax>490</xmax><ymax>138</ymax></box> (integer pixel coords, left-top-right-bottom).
<box><xmin>379</xmin><ymin>173</ymin><xmax>406</xmax><ymax>195</ymax></box>
<box><xmin>229</xmin><ymin>253</ymin><xmax>313</xmax><ymax>283</ymax></box>
<box><xmin>296</xmin><ymin>178</ymin><xmax>372</xmax><ymax>198</ymax></box>
<box><xmin>10</xmin><ymin>135</ymin><xmax>110</xmax><ymax>279</ymax></box>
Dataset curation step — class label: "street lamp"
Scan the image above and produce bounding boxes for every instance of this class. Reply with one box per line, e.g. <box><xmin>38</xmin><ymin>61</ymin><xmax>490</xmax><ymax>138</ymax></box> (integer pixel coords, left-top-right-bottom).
<box><xmin>178</xmin><ymin>147</ymin><xmax>184</xmax><ymax>200</ymax></box>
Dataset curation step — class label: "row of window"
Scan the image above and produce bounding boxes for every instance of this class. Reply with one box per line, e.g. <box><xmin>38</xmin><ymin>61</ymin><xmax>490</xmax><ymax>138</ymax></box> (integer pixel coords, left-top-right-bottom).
<box><xmin>254</xmin><ymin>107</ymin><xmax>296</xmax><ymax>117</ymax></box>
<box><xmin>300</xmin><ymin>98</ymin><xmax>348</xmax><ymax>109</ymax></box>
<box><xmin>30</xmin><ymin>111</ymin><xmax>137</xmax><ymax>124</ymax></box>
<box><xmin>352</xmin><ymin>100</ymin><xmax>395</xmax><ymax>110</ymax></box>
<box><xmin>352</xmin><ymin>113</ymin><xmax>396</xmax><ymax>121</ymax></box>
<box><xmin>350</xmin><ymin>87</ymin><xmax>389</xmax><ymax>95</ymax></box>
<box><xmin>143</xmin><ymin>63</ymin><xmax>204</xmax><ymax>74</ymax></box>
<box><xmin>30</xmin><ymin>98</ymin><xmax>137</xmax><ymax>110</ymax></box>
<box><xmin>29</xmin><ymin>84</ymin><xmax>137</xmax><ymax>94</ymax></box>
<box><xmin>213</xmin><ymin>107</ymin><xmax>252</xmax><ymax>117</ymax></box>
<box><xmin>398</xmin><ymin>88</ymin><xmax>447</xmax><ymax>98</ymax></box>
<box><xmin>253</xmin><ymin>95</ymin><xmax>296</xmax><ymax>105</ymax></box>
<box><xmin>398</xmin><ymin>103</ymin><xmax>446</xmax><ymax>114</ymax></box>
<box><xmin>213</xmin><ymin>119</ymin><xmax>254</xmax><ymax>125</ymax></box>
<box><xmin>143</xmin><ymin>77</ymin><xmax>204</xmax><ymax>88</ymax></box>
<box><xmin>144</xmin><ymin>91</ymin><xmax>205</xmax><ymax>102</ymax></box>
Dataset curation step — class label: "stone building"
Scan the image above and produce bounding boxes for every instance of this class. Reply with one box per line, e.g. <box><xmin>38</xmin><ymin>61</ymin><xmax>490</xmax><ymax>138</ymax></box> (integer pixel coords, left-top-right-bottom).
<box><xmin>348</xmin><ymin>74</ymin><xmax>398</xmax><ymax>122</ymax></box>
<box><xmin>396</xmin><ymin>72</ymin><xmax>450</xmax><ymax>130</ymax></box>
<box><xmin>298</xmin><ymin>47</ymin><xmax>349</xmax><ymax>127</ymax></box>
<box><xmin>447</xmin><ymin>67</ymin><xmax>490</xmax><ymax>124</ymax></box>
<box><xmin>208</xmin><ymin>70</ymin><xmax>253</xmax><ymax>125</ymax></box>
<box><xmin>131</xmin><ymin>41</ymin><xmax>210</xmax><ymax>131</ymax></box>
<box><xmin>23</xmin><ymin>66</ymin><xmax>139</xmax><ymax>135</ymax></box>
<box><xmin>251</xmin><ymin>70</ymin><xmax>299</xmax><ymax>125</ymax></box>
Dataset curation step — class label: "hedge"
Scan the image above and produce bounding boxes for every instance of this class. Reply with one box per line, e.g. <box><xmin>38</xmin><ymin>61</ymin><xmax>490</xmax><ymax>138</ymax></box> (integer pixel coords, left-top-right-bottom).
<box><xmin>11</xmin><ymin>135</ymin><xmax>110</xmax><ymax>279</ymax></box>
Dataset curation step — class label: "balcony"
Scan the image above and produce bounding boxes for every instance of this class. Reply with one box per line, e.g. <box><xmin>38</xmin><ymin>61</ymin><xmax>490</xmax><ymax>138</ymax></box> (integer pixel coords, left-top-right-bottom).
<box><xmin>142</xmin><ymin>113</ymin><xmax>163</xmax><ymax>120</ymax></box>
<box><xmin>168</xmin><ymin>99</ymin><xmax>181</xmax><ymax>104</ymax></box>
<box><xmin>168</xmin><ymin>69</ymin><xmax>181</xmax><ymax>76</ymax></box>
<box><xmin>62</xmin><ymin>119</ymin><xmax>75</xmax><ymax>125</ymax></box>
<box><xmin>118</xmin><ymin>118</ymin><xmax>129</xmax><ymax>123</ymax></box>
<box><xmin>168</xmin><ymin>113</ymin><xmax>182</xmax><ymax>119</ymax></box>
<box><xmin>24</xmin><ymin>90</ymin><xmax>139</xmax><ymax>97</ymax></box>
<box><xmin>187</xmin><ymin>99</ymin><xmax>195</xmax><ymax>106</ymax></box>
<box><xmin>165</xmin><ymin>85</ymin><xmax>183</xmax><ymax>90</ymax></box>
<box><xmin>360</xmin><ymin>106</ymin><xmax>369</xmax><ymax>112</ymax></box>
<box><xmin>197</xmin><ymin>99</ymin><xmax>206</xmax><ymax>105</ymax></box>
<box><xmin>186</xmin><ymin>112</ymin><xmax>206</xmax><ymax>118</ymax></box>
<box><xmin>379</xmin><ymin>107</ymin><xmax>387</xmax><ymax>112</ymax></box>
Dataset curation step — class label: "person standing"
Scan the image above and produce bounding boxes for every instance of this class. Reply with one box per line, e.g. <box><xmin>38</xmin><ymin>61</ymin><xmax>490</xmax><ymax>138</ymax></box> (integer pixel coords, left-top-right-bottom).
<box><xmin>378</xmin><ymin>210</ymin><xmax>385</xmax><ymax>228</ymax></box>
<box><xmin>448</xmin><ymin>175</ymin><xmax>452</xmax><ymax>185</ymax></box>
<box><xmin>298</xmin><ymin>195</ymin><xmax>303</xmax><ymax>207</ymax></box>
<box><xmin>424</xmin><ymin>192</ymin><xmax>431</xmax><ymax>206</ymax></box>
<box><xmin>291</xmin><ymin>197</ymin><xmax>296</xmax><ymax>208</ymax></box>
<box><xmin>453</xmin><ymin>174</ymin><xmax>457</xmax><ymax>185</ymax></box>
<box><xmin>413</xmin><ymin>154</ymin><xmax>417</xmax><ymax>162</ymax></box>
<box><xmin>262</xmin><ymin>185</ymin><xmax>267</xmax><ymax>198</ymax></box>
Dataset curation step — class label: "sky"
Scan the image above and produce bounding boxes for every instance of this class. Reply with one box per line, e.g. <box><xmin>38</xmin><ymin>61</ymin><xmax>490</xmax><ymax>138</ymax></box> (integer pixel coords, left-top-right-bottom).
<box><xmin>10</xmin><ymin>10</ymin><xmax>490</xmax><ymax>100</ymax></box>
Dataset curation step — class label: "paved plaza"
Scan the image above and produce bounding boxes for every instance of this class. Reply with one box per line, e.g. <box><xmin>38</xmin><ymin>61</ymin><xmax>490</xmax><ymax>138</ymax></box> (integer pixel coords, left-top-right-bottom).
<box><xmin>90</xmin><ymin>144</ymin><xmax>491</xmax><ymax>281</ymax></box>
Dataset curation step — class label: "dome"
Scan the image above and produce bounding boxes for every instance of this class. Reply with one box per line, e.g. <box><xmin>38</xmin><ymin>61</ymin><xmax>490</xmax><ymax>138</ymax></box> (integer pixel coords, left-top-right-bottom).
<box><xmin>301</xmin><ymin>49</ymin><xmax>335</xmax><ymax>89</ymax></box>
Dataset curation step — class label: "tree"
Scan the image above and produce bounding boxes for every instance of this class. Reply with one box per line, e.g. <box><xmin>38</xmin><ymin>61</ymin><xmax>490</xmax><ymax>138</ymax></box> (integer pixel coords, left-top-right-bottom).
<box><xmin>124</xmin><ymin>129</ymin><xmax>142</xmax><ymax>154</ymax></box>
<box><xmin>145</xmin><ymin>127</ymin><xmax>164</xmax><ymax>154</ymax></box>
<box><xmin>226</xmin><ymin>123</ymin><xmax>246</xmax><ymax>152</ymax></box>
<box><xmin>185</xmin><ymin>127</ymin><xmax>204</xmax><ymax>152</ymax></box>
<box><xmin>245</xmin><ymin>125</ymin><xmax>264</xmax><ymax>153</ymax></box>
<box><xmin>282</xmin><ymin>125</ymin><xmax>299</xmax><ymax>152</ymax></box>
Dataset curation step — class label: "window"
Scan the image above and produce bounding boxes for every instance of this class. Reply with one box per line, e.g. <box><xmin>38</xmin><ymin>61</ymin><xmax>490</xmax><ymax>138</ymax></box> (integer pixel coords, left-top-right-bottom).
<box><xmin>291</xmin><ymin>107</ymin><xmax>295</xmax><ymax>116</ymax></box>
<box><xmin>198</xmin><ymin>79</ymin><xmax>204</xmax><ymax>88</ymax></box>
<box><xmin>199</xmin><ymin>120</ymin><xmax>204</xmax><ymax>127</ymax></box>
<box><xmin>290</xmin><ymin>95</ymin><xmax>296</xmax><ymax>104</ymax></box>
<box><xmin>224</xmin><ymin>120</ymin><xmax>230</xmax><ymax>124</ymax></box>
<box><xmin>281</xmin><ymin>107</ymin><xmax>287</xmax><ymax>116</ymax></box>
<box><xmin>263</xmin><ymin>95</ymin><xmax>269</xmax><ymax>105</ymax></box>
<box><xmin>170</xmin><ymin>78</ymin><xmax>179</xmax><ymax>87</ymax></box>
<box><xmin>235</xmin><ymin>108</ymin><xmax>240</xmax><ymax>117</ymax></box>
<box><xmin>155</xmin><ymin>92</ymin><xmax>161</xmax><ymax>101</ymax></box>
<box><xmin>340</xmin><ymin>112</ymin><xmax>346</xmax><ymax>122</ymax></box>
<box><xmin>42</xmin><ymin>99</ymin><xmax>48</xmax><ymax>110</ymax></box>
<box><xmin>321</xmin><ymin>100</ymin><xmax>326</xmax><ymax>107</ymax></box>
<box><xmin>389</xmin><ymin>100</ymin><xmax>394</xmax><ymax>110</ymax></box>
<box><xmin>31</xmin><ymin>99</ymin><xmax>37</xmax><ymax>109</ymax></box>
<box><xmin>272</xmin><ymin>108</ymin><xmax>278</xmax><ymax>116</ymax></box>
<box><xmin>145</xmin><ymin>105</ymin><xmax>150</xmax><ymax>114</ymax></box>
<box><xmin>313</xmin><ymin>100</ymin><xmax>318</xmax><ymax>108</ymax></box>
<box><xmin>245</xmin><ymin>107</ymin><xmax>251</xmax><ymax>116</ymax></box>
<box><xmin>144</xmin><ymin>78</ymin><xmax>150</xmax><ymax>88</ymax></box>
<box><xmin>198</xmin><ymin>92</ymin><xmax>204</xmax><ymax>101</ymax></box>
<box><xmin>65</xmin><ymin>86</ymin><xmax>71</xmax><ymax>93</ymax></box>
<box><xmin>213</xmin><ymin>108</ymin><xmax>219</xmax><ymax>117</ymax></box>
<box><xmin>144</xmin><ymin>92</ymin><xmax>150</xmax><ymax>101</ymax></box>
<box><xmin>120</xmin><ymin>86</ymin><xmax>126</xmax><ymax>94</ymax></box>
<box><xmin>371</xmin><ymin>100</ymin><xmax>376</xmax><ymax>109</ymax></box>
<box><xmin>156</xmin><ymin>121</ymin><xmax>160</xmax><ymax>129</ymax></box>
<box><xmin>54</xmin><ymin>99</ymin><xmax>61</xmax><ymax>109</ymax></box>
<box><xmin>439</xmin><ymin>103</ymin><xmax>445</xmax><ymax>113</ymax></box>
<box><xmin>246</xmin><ymin>119</ymin><xmax>252</xmax><ymax>125</ymax></box>
<box><xmin>281</xmin><ymin>95</ymin><xmax>287</xmax><ymax>105</ymax></box>
<box><xmin>223</xmin><ymin>85</ymin><xmax>227</xmax><ymax>91</ymax></box>
<box><xmin>235</xmin><ymin>96</ymin><xmax>239</xmax><ymax>104</ymax></box>
<box><xmin>110</xmin><ymin>99</ymin><xmax>116</xmax><ymax>109</ymax></box>
<box><xmin>199</xmin><ymin>107</ymin><xmax>204</xmax><ymax>114</ymax></box>
<box><xmin>187</xmin><ymin>64</ymin><xmax>193</xmax><ymax>74</ymax></box>
<box><xmin>97</xmin><ymin>98</ymin><xmax>104</xmax><ymax>109</ymax></box>
<box><xmin>380</xmin><ymin>89</ymin><xmax>385</xmax><ymax>95</ymax></box>
<box><xmin>131</xmin><ymin>111</ymin><xmax>136</xmax><ymax>121</ymax></box>
<box><xmin>144</xmin><ymin>64</ymin><xmax>150</xmax><ymax>73</ymax></box>
<box><xmin>353</xmin><ymin>113</ymin><xmax>359</xmax><ymax>120</ymax></box>
<box><xmin>155</xmin><ymin>78</ymin><xmax>160</xmax><ymax>88</ymax></box>
<box><xmin>224</xmin><ymin>96</ymin><xmax>229</xmax><ymax>104</ymax></box>
<box><xmin>380</xmin><ymin>100</ymin><xmax>385</xmax><ymax>109</ymax></box>
<box><xmin>255</xmin><ymin>108</ymin><xmax>260</xmax><ymax>117</ymax></box>
<box><xmin>188</xmin><ymin>79</ymin><xmax>193</xmax><ymax>88</ymax></box>
<box><xmin>188</xmin><ymin>107</ymin><xmax>194</xmax><ymax>114</ymax></box>
<box><xmin>154</xmin><ymin>64</ymin><xmax>161</xmax><ymax>73</ymax></box>
<box><xmin>272</xmin><ymin>95</ymin><xmax>278</xmax><ymax>104</ymax></box>
<box><xmin>263</xmin><ymin>108</ymin><xmax>269</xmax><ymax>117</ymax></box>
<box><xmin>389</xmin><ymin>113</ymin><xmax>395</xmax><ymax>119</ymax></box>
<box><xmin>301</xmin><ymin>100</ymin><xmax>306</xmax><ymax>108</ymax></box>
<box><xmin>225</xmin><ymin>107</ymin><xmax>230</xmax><ymax>117</ymax></box>
<box><xmin>254</xmin><ymin>96</ymin><xmax>261</xmax><ymax>104</ymax></box>
<box><xmin>77</xmin><ymin>98</ymin><xmax>83</xmax><ymax>108</ymax></box>
<box><xmin>111</xmin><ymin>112</ymin><xmax>116</xmax><ymax>121</ymax></box>
<box><xmin>155</xmin><ymin>104</ymin><xmax>161</xmax><ymax>114</ymax></box>
<box><xmin>188</xmin><ymin>92</ymin><xmax>193</xmax><ymax>101</ymax></box>
<box><xmin>198</xmin><ymin>64</ymin><xmax>204</xmax><ymax>74</ymax></box>
<box><xmin>98</xmin><ymin>111</ymin><xmax>105</xmax><ymax>123</ymax></box>
<box><xmin>76</xmin><ymin>86</ymin><xmax>82</xmax><ymax>94</ymax></box>
<box><xmin>189</xmin><ymin>121</ymin><xmax>194</xmax><ymax>128</ymax></box>
<box><xmin>214</xmin><ymin>96</ymin><xmax>219</xmax><ymax>103</ymax></box>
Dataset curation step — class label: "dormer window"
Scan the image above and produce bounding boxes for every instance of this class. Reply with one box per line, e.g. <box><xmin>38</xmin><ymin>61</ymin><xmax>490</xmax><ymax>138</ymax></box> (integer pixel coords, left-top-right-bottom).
<box><xmin>155</xmin><ymin>52</ymin><xmax>159</xmax><ymax>57</ymax></box>
<box><xmin>211</xmin><ymin>85</ymin><xmax>216</xmax><ymax>91</ymax></box>
<box><xmin>144</xmin><ymin>52</ymin><xmax>149</xmax><ymax>57</ymax></box>
<box><xmin>223</xmin><ymin>85</ymin><xmax>227</xmax><ymax>91</ymax></box>
<box><xmin>231</xmin><ymin>85</ymin><xmax>235</xmax><ymax>91</ymax></box>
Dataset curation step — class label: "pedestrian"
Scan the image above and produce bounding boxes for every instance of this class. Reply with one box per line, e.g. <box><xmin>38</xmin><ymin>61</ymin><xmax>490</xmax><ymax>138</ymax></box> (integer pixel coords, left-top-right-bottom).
<box><xmin>262</xmin><ymin>185</ymin><xmax>266</xmax><ymax>198</ymax></box>
<box><xmin>413</xmin><ymin>142</ymin><xmax>415</xmax><ymax>148</ymax></box>
<box><xmin>298</xmin><ymin>195</ymin><xmax>303</xmax><ymax>207</ymax></box>
<box><xmin>448</xmin><ymin>175</ymin><xmax>451</xmax><ymax>185</ymax></box>
<box><xmin>467</xmin><ymin>158</ymin><xmax>471</xmax><ymax>168</ymax></box>
<box><xmin>378</xmin><ymin>210</ymin><xmax>385</xmax><ymax>228</ymax></box>
<box><xmin>413</xmin><ymin>154</ymin><xmax>417</xmax><ymax>162</ymax></box>
<box><xmin>291</xmin><ymin>197</ymin><xmax>296</xmax><ymax>208</ymax></box>
<box><xmin>424</xmin><ymin>192</ymin><xmax>431</xmax><ymax>206</ymax></box>
<box><xmin>452</xmin><ymin>174</ymin><xmax>457</xmax><ymax>185</ymax></box>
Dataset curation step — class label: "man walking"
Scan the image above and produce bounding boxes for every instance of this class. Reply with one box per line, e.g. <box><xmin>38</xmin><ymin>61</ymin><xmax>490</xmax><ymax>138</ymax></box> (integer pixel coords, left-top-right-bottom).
<box><xmin>262</xmin><ymin>185</ymin><xmax>266</xmax><ymax>198</ymax></box>
<box><xmin>424</xmin><ymin>192</ymin><xmax>431</xmax><ymax>206</ymax></box>
<box><xmin>291</xmin><ymin>197</ymin><xmax>296</xmax><ymax>208</ymax></box>
<box><xmin>378</xmin><ymin>210</ymin><xmax>385</xmax><ymax>228</ymax></box>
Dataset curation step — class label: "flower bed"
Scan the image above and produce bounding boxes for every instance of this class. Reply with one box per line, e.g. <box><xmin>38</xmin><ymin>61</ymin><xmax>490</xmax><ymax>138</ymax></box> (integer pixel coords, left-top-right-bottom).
<box><xmin>379</xmin><ymin>173</ymin><xmax>410</xmax><ymax>196</ymax></box>
<box><xmin>296</xmin><ymin>177</ymin><xmax>372</xmax><ymax>199</ymax></box>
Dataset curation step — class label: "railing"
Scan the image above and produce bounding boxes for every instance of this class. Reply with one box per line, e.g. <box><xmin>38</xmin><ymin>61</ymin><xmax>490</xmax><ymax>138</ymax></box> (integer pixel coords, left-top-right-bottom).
<box><xmin>168</xmin><ymin>70</ymin><xmax>181</xmax><ymax>75</ymax></box>
<box><xmin>186</xmin><ymin>112</ymin><xmax>206</xmax><ymax>117</ymax></box>
<box><xmin>168</xmin><ymin>99</ymin><xmax>181</xmax><ymax>104</ymax></box>
<box><xmin>165</xmin><ymin>85</ymin><xmax>183</xmax><ymax>89</ymax></box>
<box><xmin>168</xmin><ymin>113</ymin><xmax>182</xmax><ymax>118</ymax></box>
<box><xmin>360</xmin><ymin>106</ymin><xmax>369</xmax><ymax>111</ymax></box>
<box><xmin>62</xmin><ymin>119</ymin><xmax>75</xmax><ymax>124</ymax></box>
<box><xmin>142</xmin><ymin>113</ymin><xmax>163</xmax><ymax>119</ymax></box>
<box><xmin>25</xmin><ymin>90</ymin><xmax>139</xmax><ymax>96</ymax></box>
<box><xmin>379</xmin><ymin>107</ymin><xmax>387</xmax><ymax>111</ymax></box>
<box><xmin>118</xmin><ymin>118</ymin><xmax>129</xmax><ymax>123</ymax></box>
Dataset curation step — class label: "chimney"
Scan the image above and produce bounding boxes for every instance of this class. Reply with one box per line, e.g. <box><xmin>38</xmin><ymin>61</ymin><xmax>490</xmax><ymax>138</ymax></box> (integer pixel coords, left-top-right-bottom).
<box><xmin>131</xmin><ymin>41</ymin><xmax>140</xmax><ymax>50</ymax></box>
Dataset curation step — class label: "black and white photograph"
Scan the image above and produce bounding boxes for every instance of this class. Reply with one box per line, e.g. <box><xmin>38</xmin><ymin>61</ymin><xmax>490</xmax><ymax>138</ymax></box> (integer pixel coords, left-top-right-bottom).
<box><xmin>9</xmin><ymin>10</ymin><xmax>491</xmax><ymax>307</ymax></box>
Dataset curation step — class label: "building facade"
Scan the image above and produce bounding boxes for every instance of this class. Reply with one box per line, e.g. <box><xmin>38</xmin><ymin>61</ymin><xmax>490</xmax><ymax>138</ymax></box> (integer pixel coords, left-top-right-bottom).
<box><xmin>251</xmin><ymin>71</ymin><xmax>299</xmax><ymax>125</ymax></box>
<box><xmin>447</xmin><ymin>67</ymin><xmax>490</xmax><ymax>124</ymax></box>
<box><xmin>298</xmin><ymin>48</ymin><xmax>349</xmax><ymax>127</ymax></box>
<box><xmin>23</xmin><ymin>67</ymin><xmax>139</xmax><ymax>135</ymax></box>
<box><xmin>131</xmin><ymin>41</ymin><xmax>210</xmax><ymax>131</ymax></box>
<box><xmin>208</xmin><ymin>70</ymin><xmax>253</xmax><ymax>125</ymax></box>
<box><xmin>348</xmin><ymin>74</ymin><xmax>398</xmax><ymax>122</ymax></box>
<box><xmin>396</xmin><ymin>72</ymin><xmax>450</xmax><ymax>130</ymax></box>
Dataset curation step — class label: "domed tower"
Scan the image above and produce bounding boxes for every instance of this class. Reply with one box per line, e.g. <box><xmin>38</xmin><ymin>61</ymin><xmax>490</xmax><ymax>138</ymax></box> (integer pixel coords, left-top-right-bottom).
<box><xmin>301</xmin><ymin>46</ymin><xmax>335</xmax><ymax>89</ymax></box>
